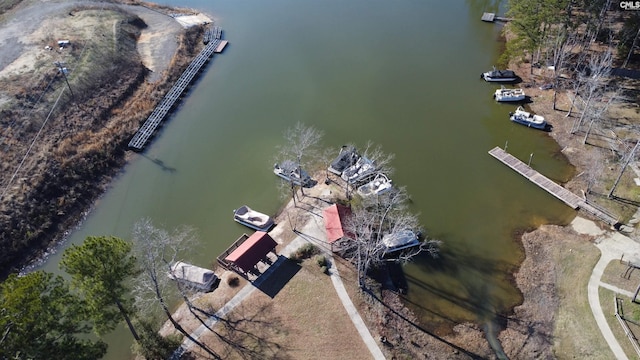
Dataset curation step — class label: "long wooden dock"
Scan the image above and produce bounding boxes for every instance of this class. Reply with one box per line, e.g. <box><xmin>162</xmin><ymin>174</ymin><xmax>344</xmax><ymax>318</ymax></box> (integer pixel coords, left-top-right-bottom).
<box><xmin>128</xmin><ymin>35</ymin><xmax>226</xmax><ymax>151</ymax></box>
<box><xmin>488</xmin><ymin>146</ymin><xmax>620</xmax><ymax>226</ymax></box>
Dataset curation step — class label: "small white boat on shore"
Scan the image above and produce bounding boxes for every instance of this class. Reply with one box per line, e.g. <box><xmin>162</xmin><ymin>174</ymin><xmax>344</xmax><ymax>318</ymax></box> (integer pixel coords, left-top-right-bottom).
<box><xmin>494</xmin><ymin>86</ymin><xmax>525</xmax><ymax>102</ymax></box>
<box><xmin>233</xmin><ymin>205</ymin><xmax>274</xmax><ymax>231</ymax></box>
<box><xmin>357</xmin><ymin>173</ymin><xmax>392</xmax><ymax>197</ymax></box>
<box><xmin>509</xmin><ymin>106</ymin><xmax>547</xmax><ymax>130</ymax></box>
<box><xmin>481</xmin><ymin>66</ymin><xmax>517</xmax><ymax>82</ymax></box>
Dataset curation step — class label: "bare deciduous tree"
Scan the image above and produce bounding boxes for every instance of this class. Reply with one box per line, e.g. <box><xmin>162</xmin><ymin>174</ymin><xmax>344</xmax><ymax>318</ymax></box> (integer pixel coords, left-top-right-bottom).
<box><xmin>131</xmin><ymin>218</ymin><xmax>221</xmax><ymax>359</ymax></box>
<box><xmin>275</xmin><ymin>123</ymin><xmax>323</xmax><ymax>202</ymax></box>
<box><xmin>341</xmin><ymin>187</ymin><xmax>440</xmax><ymax>288</ymax></box>
<box><xmin>609</xmin><ymin>140</ymin><xmax>640</xmax><ymax>198</ymax></box>
<box><xmin>570</xmin><ymin>48</ymin><xmax>613</xmax><ymax>134</ymax></box>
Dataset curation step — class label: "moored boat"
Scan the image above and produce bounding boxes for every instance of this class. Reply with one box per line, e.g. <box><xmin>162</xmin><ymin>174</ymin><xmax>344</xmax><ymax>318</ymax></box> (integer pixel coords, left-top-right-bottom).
<box><xmin>328</xmin><ymin>145</ymin><xmax>359</xmax><ymax>176</ymax></box>
<box><xmin>233</xmin><ymin>205</ymin><xmax>274</xmax><ymax>231</ymax></box>
<box><xmin>341</xmin><ymin>156</ymin><xmax>375</xmax><ymax>184</ymax></box>
<box><xmin>382</xmin><ymin>230</ymin><xmax>421</xmax><ymax>254</ymax></box>
<box><xmin>494</xmin><ymin>86</ymin><xmax>525</xmax><ymax>102</ymax></box>
<box><xmin>509</xmin><ymin>106</ymin><xmax>547</xmax><ymax>130</ymax></box>
<box><xmin>357</xmin><ymin>173</ymin><xmax>393</xmax><ymax>197</ymax></box>
<box><xmin>168</xmin><ymin>261</ymin><xmax>219</xmax><ymax>292</ymax></box>
<box><xmin>274</xmin><ymin>161</ymin><xmax>313</xmax><ymax>186</ymax></box>
<box><xmin>481</xmin><ymin>66</ymin><xmax>517</xmax><ymax>82</ymax></box>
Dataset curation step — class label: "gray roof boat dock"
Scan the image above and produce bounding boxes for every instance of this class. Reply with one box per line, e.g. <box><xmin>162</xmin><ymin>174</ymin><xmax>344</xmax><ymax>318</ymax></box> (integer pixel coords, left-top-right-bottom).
<box><xmin>488</xmin><ymin>146</ymin><xmax>619</xmax><ymax>227</ymax></box>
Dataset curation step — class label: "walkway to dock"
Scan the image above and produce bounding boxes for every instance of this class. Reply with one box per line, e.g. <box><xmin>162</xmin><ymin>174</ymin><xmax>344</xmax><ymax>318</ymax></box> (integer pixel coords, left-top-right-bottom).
<box><xmin>128</xmin><ymin>36</ymin><xmax>225</xmax><ymax>151</ymax></box>
<box><xmin>488</xmin><ymin>146</ymin><xmax>620</xmax><ymax>226</ymax></box>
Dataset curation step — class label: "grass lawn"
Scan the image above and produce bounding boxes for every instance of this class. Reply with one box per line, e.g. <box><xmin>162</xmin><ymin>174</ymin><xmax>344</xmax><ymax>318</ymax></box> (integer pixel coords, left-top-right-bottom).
<box><xmin>188</xmin><ymin>246</ymin><xmax>372</xmax><ymax>359</ymax></box>
<box><xmin>598</xmin><ymin>287</ymin><xmax>640</xmax><ymax>360</ymax></box>
<box><xmin>553</xmin><ymin>231</ymin><xmax>613</xmax><ymax>359</ymax></box>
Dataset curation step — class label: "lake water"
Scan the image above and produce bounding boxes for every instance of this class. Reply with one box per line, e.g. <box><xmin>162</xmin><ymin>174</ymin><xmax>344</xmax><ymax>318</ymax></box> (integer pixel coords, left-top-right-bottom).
<box><xmin>35</xmin><ymin>0</ymin><xmax>576</xmax><ymax>358</ymax></box>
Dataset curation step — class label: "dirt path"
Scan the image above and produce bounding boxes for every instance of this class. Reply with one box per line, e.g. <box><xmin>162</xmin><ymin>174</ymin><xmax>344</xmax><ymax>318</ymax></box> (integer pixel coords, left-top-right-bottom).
<box><xmin>0</xmin><ymin>0</ymin><xmax>183</xmax><ymax>82</ymax></box>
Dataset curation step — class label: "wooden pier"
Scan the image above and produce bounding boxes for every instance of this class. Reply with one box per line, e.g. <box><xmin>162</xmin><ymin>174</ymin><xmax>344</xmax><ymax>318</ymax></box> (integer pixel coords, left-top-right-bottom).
<box><xmin>128</xmin><ymin>36</ymin><xmax>226</xmax><ymax>151</ymax></box>
<box><xmin>488</xmin><ymin>146</ymin><xmax>620</xmax><ymax>226</ymax></box>
<box><xmin>481</xmin><ymin>13</ymin><xmax>512</xmax><ymax>23</ymax></box>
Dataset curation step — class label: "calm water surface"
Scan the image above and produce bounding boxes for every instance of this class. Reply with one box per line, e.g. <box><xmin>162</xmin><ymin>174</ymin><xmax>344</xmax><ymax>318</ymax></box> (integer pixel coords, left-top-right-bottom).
<box><xmin>36</xmin><ymin>0</ymin><xmax>575</xmax><ymax>357</ymax></box>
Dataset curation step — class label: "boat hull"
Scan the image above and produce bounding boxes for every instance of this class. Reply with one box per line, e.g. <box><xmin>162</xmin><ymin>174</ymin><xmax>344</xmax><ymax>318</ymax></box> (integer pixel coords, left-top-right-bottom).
<box><xmin>494</xmin><ymin>89</ymin><xmax>525</xmax><ymax>102</ymax></box>
<box><xmin>509</xmin><ymin>107</ymin><xmax>547</xmax><ymax>130</ymax></box>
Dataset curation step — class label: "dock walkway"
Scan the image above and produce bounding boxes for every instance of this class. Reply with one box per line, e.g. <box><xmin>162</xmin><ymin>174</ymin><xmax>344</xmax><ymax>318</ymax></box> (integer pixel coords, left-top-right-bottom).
<box><xmin>128</xmin><ymin>36</ymin><xmax>224</xmax><ymax>151</ymax></box>
<box><xmin>488</xmin><ymin>146</ymin><xmax>619</xmax><ymax>226</ymax></box>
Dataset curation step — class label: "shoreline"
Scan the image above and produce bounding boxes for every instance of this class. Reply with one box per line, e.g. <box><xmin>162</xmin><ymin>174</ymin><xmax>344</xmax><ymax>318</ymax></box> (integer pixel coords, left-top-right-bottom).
<box><xmin>0</xmin><ymin>0</ymin><xmax>208</xmax><ymax>277</ymax></box>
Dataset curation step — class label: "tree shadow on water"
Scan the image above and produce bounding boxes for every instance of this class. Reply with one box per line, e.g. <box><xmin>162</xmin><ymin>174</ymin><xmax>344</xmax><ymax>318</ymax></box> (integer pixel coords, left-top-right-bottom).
<box><xmin>140</xmin><ymin>153</ymin><xmax>177</xmax><ymax>173</ymax></box>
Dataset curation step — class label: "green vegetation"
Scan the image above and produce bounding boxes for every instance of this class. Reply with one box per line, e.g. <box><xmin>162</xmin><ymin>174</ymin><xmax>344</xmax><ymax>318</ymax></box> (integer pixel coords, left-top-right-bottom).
<box><xmin>0</xmin><ymin>271</ymin><xmax>107</xmax><ymax>359</ymax></box>
<box><xmin>291</xmin><ymin>243</ymin><xmax>319</xmax><ymax>261</ymax></box>
<box><xmin>61</xmin><ymin>236</ymin><xmax>140</xmax><ymax>340</ymax></box>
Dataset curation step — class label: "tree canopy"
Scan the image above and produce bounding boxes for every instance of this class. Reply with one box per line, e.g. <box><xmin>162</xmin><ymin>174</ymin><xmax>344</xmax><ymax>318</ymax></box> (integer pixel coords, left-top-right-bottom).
<box><xmin>61</xmin><ymin>235</ymin><xmax>140</xmax><ymax>339</ymax></box>
<box><xmin>0</xmin><ymin>271</ymin><xmax>107</xmax><ymax>360</ymax></box>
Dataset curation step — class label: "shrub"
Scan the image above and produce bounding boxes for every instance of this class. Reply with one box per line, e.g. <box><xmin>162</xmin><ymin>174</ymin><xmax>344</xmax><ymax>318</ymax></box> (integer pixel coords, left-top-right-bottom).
<box><xmin>315</xmin><ymin>255</ymin><xmax>326</xmax><ymax>267</ymax></box>
<box><xmin>292</xmin><ymin>243</ymin><xmax>318</xmax><ymax>261</ymax></box>
<box><xmin>227</xmin><ymin>276</ymin><xmax>240</xmax><ymax>287</ymax></box>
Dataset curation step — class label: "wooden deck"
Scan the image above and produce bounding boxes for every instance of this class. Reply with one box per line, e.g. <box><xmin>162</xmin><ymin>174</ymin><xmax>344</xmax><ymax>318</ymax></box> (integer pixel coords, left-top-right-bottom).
<box><xmin>481</xmin><ymin>12</ymin><xmax>512</xmax><ymax>23</ymax></box>
<box><xmin>481</xmin><ymin>13</ymin><xmax>495</xmax><ymax>22</ymax></box>
<box><xmin>128</xmin><ymin>36</ymin><xmax>226</xmax><ymax>151</ymax></box>
<box><xmin>489</xmin><ymin>146</ymin><xmax>620</xmax><ymax>226</ymax></box>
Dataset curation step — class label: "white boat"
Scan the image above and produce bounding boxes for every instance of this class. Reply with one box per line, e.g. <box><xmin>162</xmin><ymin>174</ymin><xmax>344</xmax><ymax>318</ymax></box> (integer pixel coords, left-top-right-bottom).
<box><xmin>382</xmin><ymin>230</ymin><xmax>420</xmax><ymax>254</ymax></box>
<box><xmin>357</xmin><ymin>173</ymin><xmax>392</xmax><ymax>197</ymax></box>
<box><xmin>168</xmin><ymin>261</ymin><xmax>219</xmax><ymax>292</ymax></box>
<box><xmin>481</xmin><ymin>66</ymin><xmax>517</xmax><ymax>82</ymax></box>
<box><xmin>341</xmin><ymin>156</ymin><xmax>375</xmax><ymax>184</ymax></box>
<box><xmin>494</xmin><ymin>86</ymin><xmax>525</xmax><ymax>102</ymax></box>
<box><xmin>233</xmin><ymin>205</ymin><xmax>274</xmax><ymax>231</ymax></box>
<box><xmin>509</xmin><ymin>106</ymin><xmax>547</xmax><ymax>130</ymax></box>
<box><xmin>328</xmin><ymin>145</ymin><xmax>359</xmax><ymax>175</ymax></box>
<box><xmin>274</xmin><ymin>161</ymin><xmax>312</xmax><ymax>186</ymax></box>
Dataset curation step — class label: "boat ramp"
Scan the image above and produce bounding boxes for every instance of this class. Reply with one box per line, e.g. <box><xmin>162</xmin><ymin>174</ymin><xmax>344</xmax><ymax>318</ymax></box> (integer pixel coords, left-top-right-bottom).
<box><xmin>128</xmin><ymin>32</ymin><xmax>228</xmax><ymax>151</ymax></box>
<box><xmin>488</xmin><ymin>146</ymin><xmax>620</xmax><ymax>227</ymax></box>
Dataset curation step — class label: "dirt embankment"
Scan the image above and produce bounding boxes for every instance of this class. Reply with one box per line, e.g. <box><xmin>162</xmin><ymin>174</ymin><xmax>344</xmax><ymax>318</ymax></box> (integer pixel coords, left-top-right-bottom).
<box><xmin>0</xmin><ymin>0</ymin><xmax>206</xmax><ymax>276</ymax></box>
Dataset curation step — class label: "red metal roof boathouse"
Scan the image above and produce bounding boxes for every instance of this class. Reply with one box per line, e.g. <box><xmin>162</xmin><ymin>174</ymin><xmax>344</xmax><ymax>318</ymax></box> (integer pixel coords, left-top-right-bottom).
<box><xmin>218</xmin><ymin>231</ymin><xmax>278</xmax><ymax>276</ymax></box>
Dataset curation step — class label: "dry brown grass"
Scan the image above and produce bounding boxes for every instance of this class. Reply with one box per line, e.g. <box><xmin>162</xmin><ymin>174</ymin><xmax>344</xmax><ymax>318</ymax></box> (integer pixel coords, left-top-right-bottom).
<box><xmin>602</xmin><ymin>259</ymin><xmax>640</xmax><ymax>294</ymax></box>
<box><xmin>164</xmin><ymin>254</ymin><xmax>371</xmax><ymax>359</ymax></box>
<box><xmin>550</xmin><ymin>226</ymin><xmax>611</xmax><ymax>359</ymax></box>
<box><xmin>599</xmin><ymin>287</ymin><xmax>640</xmax><ymax>360</ymax></box>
